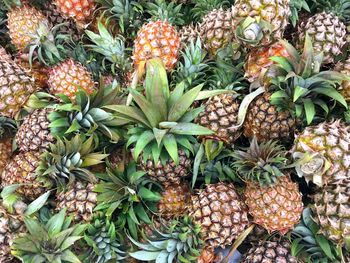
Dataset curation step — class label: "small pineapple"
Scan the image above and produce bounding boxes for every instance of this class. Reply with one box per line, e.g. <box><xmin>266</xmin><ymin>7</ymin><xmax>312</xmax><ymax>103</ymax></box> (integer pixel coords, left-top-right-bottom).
<box><xmin>157</xmin><ymin>182</ymin><xmax>191</xmax><ymax>218</ymax></box>
<box><xmin>132</xmin><ymin>20</ymin><xmax>180</xmax><ymax>70</ymax></box>
<box><xmin>232</xmin><ymin>138</ymin><xmax>303</xmax><ymax>234</ymax></box>
<box><xmin>15</xmin><ymin>108</ymin><xmax>55</xmax><ymax>152</ymax></box>
<box><xmin>189</xmin><ymin>182</ymin><xmax>249</xmax><ymax>248</ymax></box>
<box><xmin>48</xmin><ymin>59</ymin><xmax>95</xmax><ymax>101</ymax></box>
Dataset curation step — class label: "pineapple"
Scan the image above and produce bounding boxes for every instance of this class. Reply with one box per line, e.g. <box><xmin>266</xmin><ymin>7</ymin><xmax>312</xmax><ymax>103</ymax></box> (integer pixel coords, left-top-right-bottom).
<box><xmin>199</xmin><ymin>8</ymin><xmax>234</xmax><ymax>56</ymax></box>
<box><xmin>297</xmin><ymin>0</ymin><xmax>348</xmax><ymax>64</ymax></box>
<box><xmin>241</xmin><ymin>239</ymin><xmax>298</xmax><ymax>263</ymax></box>
<box><xmin>132</xmin><ymin>20</ymin><xmax>180</xmax><ymax>70</ymax></box>
<box><xmin>15</xmin><ymin>108</ymin><xmax>54</xmax><ymax>152</ymax></box>
<box><xmin>231</xmin><ymin>0</ymin><xmax>290</xmax><ymax>47</ymax></box>
<box><xmin>0</xmin><ymin>59</ymin><xmax>37</xmax><ymax>118</ymax></box>
<box><xmin>48</xmin><ymin>58</ymin><xmax>95</xmax><ymax>101</ymax></box>
<box><xmin>0</xmin><ymin>47</ymin><xmax>11</xmax><ymax>61</ymax></box>
<box><xmin>157</xmin><ymin>182</ymin><xmax>191</xmax><ymax>219</ymax></box>
<box><xmin>198</xmin><ymin>246</ymin><xmax>215</xmax><ymax>263</ymax></box>
<box><xmin>11</xmin><ymin>209</ymin><xmax>85</xmax><ymax>262</ymax></box>
<box><xmin>0</xmin><ymin>116</ymin><xmax>16</xmax><ymax>174</ymax></box>
<box><xmin>7</xmin><ymin>4</ymin><xmax>47</xmax><ymax>51</ymax></box>
<box><xmin>1</xmin><ymin>151</ymin><xmax>46</xmax><ymax>200</ymax></box>
<box><xmin>232</xmin><ymin>138</ymin><xmax>303</xmax><ymax>234</ymax></box>
<box><xmin>313</xmin><ymin>179</ymin><xmax>350</xmax><ymax>250</ymax></box>
<box><xmin>107</xmin><ymin>58</ymin><xmax>213</xmax><ymax>186</ymax></box>
<box><xmin>244</xmin><ymin>41</ymin><xmax>289</xmax><ymax>84</ymax></box>
<box><xmin>196</xmin><ymin>93</ymin><xmax>241</xmax><ymax>145</ymax></box>
<box><xmin>292</xmin><ymin>120</ymin><xmax>350</xmax><ymax>186</ymax></box>
<box><xmin>53</xmin><ymin>0</ymin><xmax>96</xmax><ymax>25</ymax></box>
<box><xmin>55</xmin><ymin>181</ymin><xmax>97</xmax><ymax>222</ymax></box>
<box><xmin>179</xmin><ymin>23</ymin><xmax>201</xmax><ymax>48</ymax></box>
<box><xmin>335</xmin><ymin>56</ymin><xmax>350</xmax><ymax>101</ymax></box>
<box><xmin>129</xmin><ymin>216</ymin><xmax>205</xmax><ymax>262</ymax></box>
<box><xmin>189</xmin><ymin>182</ymin><xmax>249</xmax><ymax>248</ymax></box>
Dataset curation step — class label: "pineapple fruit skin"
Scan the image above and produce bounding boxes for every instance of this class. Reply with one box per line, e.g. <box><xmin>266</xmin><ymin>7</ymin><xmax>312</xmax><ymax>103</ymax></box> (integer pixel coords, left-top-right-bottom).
<box><xmin>243</xmin><ymin>93</ymin><xmax>296</xmax><ymax>142</ymax></box>
<box><xmin>335</xmin><ymin>57</ymin><xmax>350</xmax><ymax>101</ymax></box>
<box><xmin>55</xmin><ymin>182</ymin><xmax>97</xmax><ymax>222</ymax></box>
<box><xmin>0</xmin><ymin>60</ymin><xmax>37</xmax><ymax>118</ymax></box>
<box><xmin>7</xmin><ymin>5</ymin><xmax>47</xmax><ymax>51</ymax></box>
<box><xmin>196</xmin><ymin>94</ymin><xmax>241</xmax><ymax>145</ymax></box>
<box><xmin>189</xmin><ymin>182</ymin><xmax>249</xmax><ymax>248</ymax></box>
<box><xmin>15</xmin><ymin>108</ymin><xmax>54</xmax><ymax>152</ymax></box>
<box><xmin>0</xmin><ymin>138</ymin><xmax>12</xmax><ymax>175</ymax></box>
<box><xmin>54</xmin><ymin>0</ymin><xmax>96</xmax><ymax>24</ymax></box>
<box><xmin>133</xmin><ymin>20</ymin><xmax>180</xmax><ymax>70</ymax></box>
<box><xmin>1</xmin><ymin>151</ymin><xmax>45</xmax><ymax>201</ymax></box>
<box><xmin>298</xmin><ymin>12</ymin><xmax>346</xmax><ymax>64</ymax></box>
<box><xmin>48</xmin><ymin>59</ymin><xmax>95</xmax><ymax>101</ymax></box>
<box><xmin>244</xmin><ymin>176</ymin><xmax>303</xmax><ymax>234</ymax></box>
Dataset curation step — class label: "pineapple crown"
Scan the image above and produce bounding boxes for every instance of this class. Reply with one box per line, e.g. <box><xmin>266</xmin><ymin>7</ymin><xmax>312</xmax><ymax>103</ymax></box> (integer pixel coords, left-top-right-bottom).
<box><xmin>144</xmin><ymin>0</ymin><xmax>185</xmax><ymax>26</ymax></box>
<box><xmin>289</xmin><ymin>0</ymin><xmax>310</xmax><ymax>26</ymax></box>
<box><xmin>37</xmin><ymin>135</ymin><xmax>108</xmax><ymax>189</ymax></box>
<box><xmin>290</xmin><ymin>208</ymin><xmax>345</xmax><ymax>262</ymax></box>
<box><xmin>85</xmin><ymin>22</ymin><xmax>132</xmax><ymax>75</ymax></box>
<box><xmin>94</xmin><ymin>161</ymin><xmax>162</xmax><ymax>239</ymax></box>
<box><xmin>231</xmin><ymin>137</ymin><xmax>288</xmax><ymax>186</ymax></box>
<box><xmin>46</xmin><ymin>84</ymin><xmax>126</xmax><ymax>145</ymax></box>
<box><xmin>310</xmin><ymin>0</ymin><xmax>350</xmax><ymax>21</ymax></box>
<box><xmin>129</xmin><ymin>216</ymin><xmax>204</xmax><ymax>263</ymax></box>
<box><xmin>83</xmin><ymin>216</ymin><xmax>127</xmax><ymax>262</ymax></box>
<box><xmin>106</xmin><ymin>58</ymin><xmax>214</xmax><ymax>165</ymax></box>
<box><xmin>26</xmin><ymin>20</ymin><xmax>72</xmax><ymax>67</ymax></box>
<box><xmin>172</xmin><ymin>38</ymin><xmax>209</xmax><ymax>88</ymax></box>
<box><xmin>191</xmin><ymin>0</ymin><xmax>231</xmax><ymax>21</ymax></box>
<box><xmin>11</xmin><ymin>209</ymin><xmax>87</xmax><ymax>263</ymax></box>
<box><xmin>269</xmin><ymin>34</ymin><xmax>348</xmax><ymax>125</ymax></box>
<box><xmin>0</xmin><ymin>115</ymin><xmax>16</xmax><ymax>138</ymax></box>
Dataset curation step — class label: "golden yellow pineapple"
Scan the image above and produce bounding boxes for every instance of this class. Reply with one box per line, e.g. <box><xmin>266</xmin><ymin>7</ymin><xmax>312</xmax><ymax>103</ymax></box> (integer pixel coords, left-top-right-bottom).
<box><xmin>7</xmin><ymin>5</ymin><xmax>47</xmax><ymax>51</ymax></box>
<box><xmin>1</xmin><ymin>151</ymin><xmax>45</xmax><ymax>200</ymax></box>
<box><xmin>198</xmin><ymin>246</ymin><xmax>215</xmax><ymax>263</ymax></box>
<box><xmin>132</xmin><ymin>20</ymin><xmax>180</xmax><ymax>70</ymax></box>
<box><xmin>47</xmin><ymin>59</ymin><xmax>95</xmax><ymax>101</ymax></box>
<box><xmin>54</xmin><ymin>0</ymin><xmax>96</xmax><ymax>25</ymax></box>
<box><xmin>157</xmin><ymin>182</ymin><xmax>191</xmax><ymax>218</ymax></box>
<box><xmin>189</xmin><ymin>182</ymin><xmax>249</xmax><ymax>248</ymax></box>
<box><xmin>233</xmin><ymin>138</ymin><xmax>303</xmax><ymax>234</ymax></box>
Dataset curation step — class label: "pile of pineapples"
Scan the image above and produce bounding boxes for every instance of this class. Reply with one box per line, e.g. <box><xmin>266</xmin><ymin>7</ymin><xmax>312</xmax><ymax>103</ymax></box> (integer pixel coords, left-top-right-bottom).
<box><xmin>2</xmin><ymin>0</ymin><xmax>350</xmax><ymax>262</ymax></box>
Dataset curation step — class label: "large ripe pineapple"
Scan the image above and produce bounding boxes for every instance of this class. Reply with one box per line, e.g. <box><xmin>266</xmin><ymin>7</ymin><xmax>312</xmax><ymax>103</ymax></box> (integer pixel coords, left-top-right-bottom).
<box><xmin>189</xmin><ymin>182</ymin><xmax>249</xmax><ymax>248</ymax></box>
<box><xmin>48</xmin><ymin>59</ymin><xmax>95</xmax><ymax>101</ymax></box>
<box><xmin>0</xmin><ymin>116</ymin><xmax>16</xmax><ymax>175</ymax></box>
<box><xmin>241</xmin><ymin>239</ymin><xmax>298</xmax><ymax>263</ymax></box>
<box><xmin>107</xmin><ymin>58</ymin><xmax>213</xmax><ymax>186</ymax></box>
<box><xmin>132</xmin><ymin>20</ymin><xmax>180</xmax><ymax>71</ymax></box>
<box><xmin>157</xmin><ymin>182</ymin><xmax>191</xmax><ymax>219</ymax></box>
<box><xmin>0</xmin><ymin>59</ymin><xmax>37</xmax><ymax>118</ymax></box>
<box><xmin>15</xmin><ymin>108</ymin><xmax>54</xmax><ymax>152</ymax></box>
<box><xmin>231</xmin><ymin>0</ymin><xmax>290</xmax><ymax>47</ymax></box>
<box><xmin>7</xmin><ymin>4</ymin><xmax>47</xmax><ymax>51</ymax></box>
<box><xmin>297</xmin><ymin>7</ymin><xmax>347</xmax><ymax>64</ymax></box>
<box><xmin>1</xmin><ymin>151</ymin><xmax>45</xmax><ymax>200</ymax></box>
<box><xmin>232</xmin><ymin>138</ymin><xmax>303</xmax><ymax>234</ymax></box>
<box><xmin>292</xmin><ymin>120</ymin><xmax>350</xmax><ymax>187</ymax></box>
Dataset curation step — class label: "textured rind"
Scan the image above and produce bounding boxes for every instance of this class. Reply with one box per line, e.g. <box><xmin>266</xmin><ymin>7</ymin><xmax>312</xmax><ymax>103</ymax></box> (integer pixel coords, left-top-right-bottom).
<box><xmin>1</xmin><ymin>151</ymin><xmax>45</xmax><ymax>200</ymax></box>
<box><xmin>232</xmin><ymin>0</ymin><xmax>290</xmax><ymax>46</ymax></box>
<box><xmin>54</xmin><ymin>0</ymin><xmax>96</xmax><ymax>23</ymax></box>
<box><xmin>0</xmin><ymin>139</ymin><xmax>12</xmax><ymax>174</ymax></box>
<box><xmin>292</xmin><ymin>120</ymin><xmax>350</xmax><ymax>185</ymax></box>
<box><xmin>0</xmin><ymin>60</ymin><xmax>37</xmax><ymax>118</ymax></box>
<box><xmin>139</xmin><ymin>150</ymin><xmax>192</xmax><ymax>186</ymax></box>
<box><xmin>298</xmin><ymin>12</ymin><xmax>346</xmax><ymax>64</ymax></box>
<box><xmin>48</xmin><ymin>59</ymin><xmax>95</xmax><ymax>101</ymax></box>
<box><xmin>133</xmin><ymin>20</ymin><xmax>180</xmax><ymax>70</ymax></box>
<box><xmin>157</xmin><ymin>183</ymin><xmax>191</xmax><ymax>218</ymax></box>
<box><xmin>7</xmin><ymin>5</ymin><xmax>47</xmax><ymax>51</ymax></box>
<box><xmin>335</xmin><ymin>57</ymin><xmax>350</xmax><ymax>101</ymax></box>
<box><xmin>313</xmin><ymin>178</ymin><xmax>350</xmax><ymax>246</ymax></box>
<box><xmin>244</xmin><ymin>176</ymin><xmax>303</xmax><ymax>234</ymax></box>
<box><xmin>189</xmin><ymin>182</ymin><xmax>249</xmax><ymax>248</ymax></box>
<box><xmin>241</xmin><ymin>240</ymin><xmax>298</xmax><ymax>263</ymax></box>
<box><xmin>200</xmin><ymin>8</ymin><xmax>234</xmax><ymax>56</ymax></box>
<box><xmin>179</xmin><ymin>23</ymin><xmax>200</xmax><ymax>47</ymax></box>
<box><xmin>196</xmin><ymin>94</ymin><xmax>241</xmax><ymax>144</ymax></box>
<box><xmin>16</xmin><ymin>108</ymin><xmax>55</xmax><ymax>152</ymax></box>
<box><xmin>55</xmin><ymin>182</ymin><xmax>97</xmax><ymax>222</ymax></box>
<box><xmin>243</xmin><ymin>93</ymin><xmax>296</xmax><ymax>142</ymax></box>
